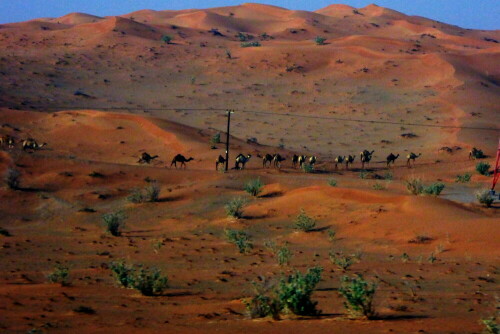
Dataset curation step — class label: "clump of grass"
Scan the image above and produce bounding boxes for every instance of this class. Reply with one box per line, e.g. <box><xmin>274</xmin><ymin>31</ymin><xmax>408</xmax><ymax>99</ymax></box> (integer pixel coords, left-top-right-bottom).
<box><xmin>210</xmin><ymin>132</ymin><xmax>221</xmax><ymax>148</ymax></box>
<box><xmin>244</xmin><ymin>279</ymin><xmax>281</xmax><ymax>320</ymax></box>
<box><xmin>428</xmin><ymin>252</ymin><xmax>437</xmax><ymax>263</ymax></box>
<box><xmin>405</xmin><ymin>177</ymin><xmax>424</xmax><ymax>195</ymax></box>
<box><xmin>277</xmin><ymin>266</ymin><xmax>323</xmax><ymax>315</ymax></box>
<box><xmin>476</xmin><ymin>162</ymin><xmax>491</xmax><ymax>176</ymax></box>
<box><xmin>339</xmin><ymin>274</ymin><xmax>377</xmax><ymax>319</ymax></box>
<box><xmin>327</xmin><ymin>178</ymin><xmax>337</xmax><ymax>187</ymax></box>
<box><xmin>110</xmin><ymin>261</ymin><xmax>168</xmax><ymax>296</ymax></box>
<box><xmin>314</xmin><ymin>36</ymin><xmax>326</xmax><ymax>45</ymax></box>
<box><xmin>481</xmin><ymin>317</ymin><xmax>499</xmax><ymax>334</ymax></box>
<box><xmin>372</xmin><ymin>182</ymin><xmax>386</xmax><ymax>190</ymax></box>
<box><xmin>384</xmin><ymin>172</ymin><xmax>393</xmax><ymax>180</ymax></box>
<box><xmin>161</xmin><ymin>35</ymin><xmax>172</xmax><ymax>44</ymax></box>
<box><xmin>127</xmin><ymin>181</ymin><xmax>161</xmax><ymax>203</ymax></box>
<box><xmin>244</xmin><ymin>178</ymin><xmax>263</xmax><ymax>197</ymax></box>
<box><xmin>327</xmin><ymin>229</ymin><xmax>336</xmax><ymax>242</ymax></box>
<box><xmin>102</xmin><ymin>211</ymin><xmax>126</xmax><ymax>236</ymax></box>
<box><xmin>455</xmin><ymin>173</ymin><xmax>472</xmax><ymax>183</ymax></box>
<box><xmin>0</xmin><ymin>227</ymin><xmax>11</xmax><ymax>236</ymax></box>
<box><xmin>329</xmin><ymin>251</ymin><xmax>356</xmax><ymax>271</ymax></box>
<box><xmin>476</xmin><ymin>189</ymin><xmax>494</xmax><ymax>207</ymax></box>
<box><xmin>4</xmin><ymin>168</ymin><xmax>21</xmax><ymax>190</ymax></box>
<box><xmin>241</xmin><ymin>41</ymin><xmax>261</xmax><ymax>47</ymax></box>
<box><xmin>293</xmin><ymin>209</ymin><xmax>316</xmax><ymax>232</ymax></box>
<box><xmin>224</xmin><ymin>229</ymin><xmax>253</xmax><ymax>254</ymax></box>
<box><xmin>302</xmin><ymin>163</ymin><xmax>314</xmax><ymax>173</ymax></box>
<box><xmin>401</xmin><ymin>253</ymin><xmax>410</xmax><ymax>263</ymax></box>
<box><xmin>423</xmin><ymin>182</ymin><xmax>445</xmax><ymax>196</ymax></box>
<box><xmin>225</xmin><ymin>197</ymin><xmax>246</xmax><ymax>218</ymax></box>
<box><xmin>47</xmin><ymin>264</ymin><xmax>70</xmax><ymax>286</ymax></box>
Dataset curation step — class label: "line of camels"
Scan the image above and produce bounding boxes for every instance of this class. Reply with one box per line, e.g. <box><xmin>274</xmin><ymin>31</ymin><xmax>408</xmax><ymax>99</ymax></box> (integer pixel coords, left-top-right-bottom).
<box><xmin>0</xmin><ymin>135</ymin><xmax>47</xmax><ymax>151</ymax></box>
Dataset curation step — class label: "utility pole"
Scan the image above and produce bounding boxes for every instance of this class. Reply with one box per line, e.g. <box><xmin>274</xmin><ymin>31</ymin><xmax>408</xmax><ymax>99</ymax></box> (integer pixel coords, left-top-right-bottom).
<box><xmin>225</xmin><ymin>109</ymin><xmax>234</xmax><ymax>172</ymax></box>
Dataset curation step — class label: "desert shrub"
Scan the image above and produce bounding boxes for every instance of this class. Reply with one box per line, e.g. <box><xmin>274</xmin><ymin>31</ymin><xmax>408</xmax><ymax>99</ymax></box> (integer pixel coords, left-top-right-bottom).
<box><xmin>481</xmin><ymin>317</ymin><xmax>499</xmax><ymax>334</ymax></box>
<box><xmin>224</xmin><ymin>229</ymin><xmax>253</xmax><ymax>254</ymax></box>
<box><xmin>302</xmin><ymin>163</ymin><xmax>314</xmax><ymax>173</ymax></box>
<box><xmin>111</xmin><ymin>261</ymin><xmax>168</xmax><ymax>296</ymax></box>
<box><xmin>314</xmin><ymin>36</ymin><xmax>326</xmax><ymax>45</ymax></box>
<box><xmin>405</xmin><ymin>177</ymin><xmax>424</xmax><ymax>195</ymax></box>
<box><xmin>73</xmin><ymin>305</ymin><xmax>96</xmax><ymax>314</ymax></box>
<box><xmin>327</xmin><ymin>178</ymin><xmax>337</xmax><ymax>187</ymax></box>
<box><xmin>161</xmin><ymin>35</ymin><xmax>172</xmax><ymax>44</ymax></box>
<box><xmin>244</xmin><ymin>178</ymin><xmax>263</xmax><ymax>197</ymax></box>
<box><xmin>327</xmin><ymin>229</ymin><xmax>336</xmax><ymax>242</ymax></box>
<box><xmin>241</xmin><ymin>41</ymin><xmax>261</xmax><ymax>47</ymax></box>
<box><xmin>476</xmin><ymin>162</ymin><xmax>491</xmax><ymax>176</ymax></box>
<box><xmin>476</xmin><ymin>189</ymin><xmax>494</xmax><ymax>207</ymax></box>
<box><xmin>128</xmin><ymin>181</ymin><xmax>161</xmax><ymax>203</ymax></box>
<box><xmin>47</xmin><ymin>264</ymin><xmax>70</xmax><ymax>286</ymax></box>
<box><xmin>293</xmin><ymin>209</ymin><xmax>316</xmax><ymax>232</ymax></box>
<box><xmin>244</xmin><ymin>279</ymin><xmax>281</xmax><ymax>320</ymax></box>
<box><xmin>225</xmin><ymin>197</ymin><xmax>246</xmax><ymax>218</ymax></box>
<box><xmin>423</xmin><ymin>182</ymin><xmax>445</xmax><ymax>196</ymax></box>
<box><xmin>225</xmin><ymin>49</ymin><xmax>232</xmax><ymax>59</ymax></box>
<box><xmin>110</xmin><ymin>261</ymin><xmax>135</xmax><ymax>288</ymax></box>
<box><xmin>275</xmin><ymin>243</ymin><xmax>292</xmax><ymax>266</ymax></box>
<box><xmin>210</xmin><ymin>132</ymin><xmax>221</xmax><ymax>147</ymax></box>
<box><xmin>102</xmin><ymin>211</ymin><xmax>126</xmax><ymax>236</ymax></box>
<box><xmin>339</xmin><ymin>274</ymin><xmax>377</xmax><ymax>319</ymax></box>
<box><xmin>384</xmin><ymin>172</ymin><xmax>393</xmax><ymax>180</ymax></box>
<box><xmin>236</xmin><ymin>32</ymin><xmax>253</xmax><ymax>41</ymax></box>
<box><xmin>359</xmin><ymin>170</ymin><xmax>369</xmax><ymax>179</ymax></box>
<box><xmin>372</xmin><ymin>182</ymin><xmax>385</xmax><ymax>190</ymax></box>
<box><xmin>455</xmin><ymin>173</ymin><xmax>472</xmax><ymax>183</ymax></box>
<box><xmin>329</xmin><ymin>251</ymin><xmax>355</xmax><ymax>271</ymax></box>
<box><xmin>0</xmin><ymin>227</ymin><xmax>11</xmax><ymax>236</ymax></box>
<box><xmin>471</xmin><ymin>148</ymin><xmax>486</xmax><ymax>159</ymax></box>
<box><xmin>277</xmin><ymin>266</ymin><xmax>323</xmax><ymax>315</ymax></box>
<box><xmin>4</xmin><ymin>168</ymin><xmax>20</xmax><ymax>189</ymax></box>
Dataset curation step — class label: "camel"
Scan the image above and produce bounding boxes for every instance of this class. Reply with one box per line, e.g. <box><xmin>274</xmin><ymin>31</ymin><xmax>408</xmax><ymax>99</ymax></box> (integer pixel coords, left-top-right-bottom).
<box><xmin>386</xmin><ymin>153</ymin><xmax>399</xmax><ymax>167</ymax></box>
<box><xmin>406</xmin><ymin>152</ymin><xmax>421</xmax><ymax>167</ymax></box>
<box><xmin>297</xmin><ymin>155</ymin><xmax>307</xmax><ymax>168</ymax></box>
<box><xmin>22</xmin><ymin>138</ymin><xmax>47</xmax><ymax>151</ymax></box>
<box><xmin>0</xmin><ymin>135</ymin><xmax>15</xmax><ymax>148</ymax></box>
<box><xmin>334</xmin><ymin>155</ymin><xmax>345</xmax><ymax>170</ymax></box>
<box><xmin>235</xmin><ymin>153</ymin><xmax>252</xmax><ymax>170</ymax></box>
<box><xmin>360</xmin><ymin>150</ymin><xmax>374</xmax><ymax>169</ymax></box>
<box><xmin>262</xmin><ymin>154</ymin><xmax>274</xmax><ymax>168</ymax></box>
<box><xmin>138</xmin><ymin>152</ymin><xmax>158</xmax><ymax>164</ymax></box>
<box><xmin>273</xmin><ymin>154</ymin><xmax>286</xmax><ymax>169</ymax></box>
<box><xmin>309</xmin><ymin>156</ymin><xmax>317</xmax><ymax>167</ymax></box>
<box><xmin>215</xmin><ymin>155</ymin><xmax>226</xmax><ymax>170</ymax></box>
<box><xmin>345</xmin><ymin>155</ymin><xmax>355</xmax><ymax>169</ymax></box>
<box><xmin>170</xmin><ymin>154</ymin><xmax>194</xmax><ymax>168</ymax></box>
<box><xmin>292</xmin><ymin>154</ymin><xmax>299</xmax><ymax>168</ymax></box>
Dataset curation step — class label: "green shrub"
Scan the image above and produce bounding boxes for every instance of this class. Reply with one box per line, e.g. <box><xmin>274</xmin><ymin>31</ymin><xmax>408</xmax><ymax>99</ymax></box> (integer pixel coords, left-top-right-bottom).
<box><xmin>102</xmin><ymin>211</ymin><xmax>126</xmax><ymax>236</ymax></box>
<box><xmin>481</xmin><ymin>317</ymin><xmax>499</xmax><ymax>334</ymax></box>
<box><xmin>4</xmin><ymin>168</ymin><xmax>20</xmax><ymax>189</ymax></box>
<box><xmin>423</xmin><ymin>182</ymin><xmax>445</xmax><ymax>196</ymax></box>
<box><xmin>455</xmin><ymin>173</ymin><xmax>472</xmax><ymax>183</ymax></box>
<box><xmin>161</xmin><ymin>35</ymin><xmax>172</xmax><ymax>44</ymax></box>
<box><xmin>47</xmin><ymin>264</ymin><xmax>70</xmax><ymax>286</ymax></box>
<box><xmin>405</xmin><ymin>177</ymin><xmax>424</xmax><ymax>195</ymax></box>
<box><xmin>210</xmin><ymin>132</ymin><xmax>221</xmax><ymax>147</ymax></box>
<box><xmin>225</xmin><ymin>197</ymin><xmax>246</xmax><ymax>218</ymax></box>
<box><xmin>224</xmin><ymin>229</ymin><xmax>253</xmax><ymax>254</ymax></box>
<box><xmin>241</xmin><ymin>41</ymin><xmax>261</xmax><ymax>47</ymax></box>
<box><xmin>329</xmin><ymin>251</ymin><xmax>355</xmax><ymax>271</ymax></box>
<box><xmin>339</xmin><ymin>274</ymin><xmax>377</xmax><ymax>319</ymax></box>
<box><xmin>302</xmin><ymin>163</ymin><xmax>314</xmax><ymax>173</ymax></box>
<box><xmin>372</xmin><ymin>182</ymin><xmax>385</xmax><ymax>190</ymax></box>
<box><xmin>277</xmin><ymin>267</ymin><xmax>323</xmax><ymax>315</ymax></box>
<box><xmin>244</xmin><ymin>178</ymin><xmax>263</xmax><ymax>197</ymax></box>
<box><xmin>327</xmin><ymin>178</ymin><xmax>337</xmax><ymax>187</ymax></box>
<box><xmin>314</xmin><ymin>36</ymin><xmax>326</xmax><ymax>45</ymax></box>
<box><xmin>111</xmin><ymin>261</ymin><xmax>168</xmax><ymax>296</ymax></box>
<box><xmin>293</xmin><ymin>209</ymin><xmax>316</xmax><ymax>232</ymax></box>
<box><xmin>128</xmin><ymin>181</ymin><xmax>161</xmax><ymax>203</ymax></box>
<box><xmin>476</xmin><ymin>189</ymin><xmax>494</xmax><ymax>207</ymax></box>
<box><xmin>244</xmin><ymin>280</ymin><xmax>281</xmax><ymax>320</ymax></box>
<box><xmin>275</xmin><ymin>243</ymin><xmax>292</xmax><ymax>266</ymax></box>
<box><xmin>476</xmin><ymin>162</ymin><xmax>491</xmax><ymax>176</ymax></box>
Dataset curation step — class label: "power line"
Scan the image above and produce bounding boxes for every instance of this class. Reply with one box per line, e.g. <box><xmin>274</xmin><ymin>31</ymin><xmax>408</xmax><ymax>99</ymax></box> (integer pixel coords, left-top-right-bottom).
<box><xmin>6</xmin><ymin>105</ymin><xmax>500</xmax><ymax>132</ymax></box>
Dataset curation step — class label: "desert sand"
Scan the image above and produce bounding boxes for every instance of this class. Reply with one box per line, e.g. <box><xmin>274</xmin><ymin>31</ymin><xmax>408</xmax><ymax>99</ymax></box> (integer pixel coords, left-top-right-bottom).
<box><xmin>0</xmin><ymin>3</ymin><xmax>499</xmax><ymax>333</ymax></box>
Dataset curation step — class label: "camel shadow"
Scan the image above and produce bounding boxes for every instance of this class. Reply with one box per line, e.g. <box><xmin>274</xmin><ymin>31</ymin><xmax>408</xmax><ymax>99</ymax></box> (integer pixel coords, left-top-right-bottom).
<box><xmin>309</xmin><ymin>225</ymin><xmax>331</xmax><ymax>232</ymax></box>
<box><xmin>157</xmin><ymin>195</ymin><xmax>183</xmax><ymax>202</ymax></box>
<box><xmin>242</xmin><ymin>214</ymin><xmax>267</xmax><ymax>220</ymax></box>
<box><xmin>260</xmin><ymin>191</ymin><xmax>283</xmax><ymax>198</ymax></box>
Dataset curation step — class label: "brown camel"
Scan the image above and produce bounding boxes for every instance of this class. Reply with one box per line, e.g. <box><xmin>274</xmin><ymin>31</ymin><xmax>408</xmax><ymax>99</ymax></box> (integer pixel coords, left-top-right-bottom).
<box><xmin>138</xmin><ymin>152</ymin><xmax>158</xmax><ymax>164</ymax></box>
<box><xmin>22</xmin><ymin>138</ymin><xmax>47</xmax><ymax>151</ymax></box>
<box><xmin>171</xmin><ymin>154</ymin><xmax>194</xmax><ymax>168</ymax></box>
<box><xmin>345</xmin><ymin>155</ymin><xmax>355</xmax><ymax>169</ymax></box>
<box><xmin>334</xmin><ymin>155</ymin><xmax>345</xmax><ymax>170</ymax></box>
<box><xmin>215</xmin><ymin>155</ymin><xmax>226</xmax><ymax>170</ymax></box>
<box><xmin>0</xmin><ymin>135</ymin><xmax>15</xmax><ymax>148</ymax></box>
<box><xmin>386</xmin><ymin>153</ymin><xmax>399</xmax><ymax>167</ymax></box>
<box><xmin>360</xmin><ymin>150</ymin><xmax>374</xmax><ymax>169</ymax></box>
<box><xmin>273</xmin><ymin>154</ymin><xmax>286</xmax><ymax>169</ymax></box>
<box><xmin>262</xmin><ymin>154</ymin><xmax>274</xmax><ymax>168</ymax></box>
<box><xmin>235</xmin><ymin>153</ymin><xmax>252</xmax><ymax>170</ymax></box>
<box><xmin>406</xmin><ymin>153</ymin><xmax>421</xmax><ymax>167</ymax></box>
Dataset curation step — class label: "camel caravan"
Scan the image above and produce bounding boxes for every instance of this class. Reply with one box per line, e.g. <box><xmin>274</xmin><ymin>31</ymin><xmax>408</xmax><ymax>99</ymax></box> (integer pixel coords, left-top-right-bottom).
<box><xmin>0</xmin><ymin>135</ymin><xmax>47</xmax><ymax>151</ymax></box>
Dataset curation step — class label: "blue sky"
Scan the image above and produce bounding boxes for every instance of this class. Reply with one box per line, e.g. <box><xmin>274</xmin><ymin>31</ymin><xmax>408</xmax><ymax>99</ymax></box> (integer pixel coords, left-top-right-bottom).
<box><xmin>0</xmin><ymin>1</ymin><xmax>498</xmax><ymax>30</ymax></box>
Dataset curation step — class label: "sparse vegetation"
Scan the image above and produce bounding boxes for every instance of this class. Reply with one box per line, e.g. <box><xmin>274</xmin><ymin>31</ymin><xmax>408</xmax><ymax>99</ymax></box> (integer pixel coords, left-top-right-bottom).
<box><xmin>476</xmin><ymin>189</ymin><xmax>494</xmax><ymax>207</ymax></box>
<box><xmin>359</xmin><ymin>170</ymin><xmax>369</xmax><ymax>179</ymax></box>
<box><xmin>244</xmin><ymin>178</ymin><xmax>263</xmax><ymax>197</ymax></box>
<box><xmin>161</xmin><ymin>35</ymin><xmax>172</xmax><ymax>44</ymax></box>
<box><xmin>327</xmin><ymin>178</ymin><xmax>337</xmax><ymax>187</ymax></box>
<box><xmin>423</xmin><ymin>182</ymin><xmax>445</xmax><ymax>196</ymax></box>
<box><xmin>111</xmin><ymin>261</ymin><xmax>169</xmax><ymax>296</ymax></box>
<box><xmin>372</xmin><ymin>182</ymin><xmax>386</xmax><ymax>190</ymax></box>
<box><xmin>455</xmin><ymin>173</ymin><xmax>472</xmax><ymax>183</ymax></box>
<box><xmin>327</xmin><ymin>229</ymin><xmax>336</xmax><ymax>242</ymax></box>
<box><xmin>225</xmin><ymin>197</ymin><xmax>246</xmax><ymax>218</ymax></box>
<box><xmin>47</xmin><ymin>264</ymin><xmax>70</xmax><ymax>286</ymax></box>
<box><xmin>224</xmin><ymin>229</ymin><xmax>253</xmax><ymax>254</ymax></box>
<box><xmin>210</xmin><ymin>132</ymin><xmax>221</xmax><ymax>148</ymax></box>
<box><xmin>241</xmin><ymin>41</ymin><xmax>261</xmax><ymax>48</ymax></box>
<box><xmin>481</xmin><ymin>317</ymin><xmax>499</xmax><ymax>334</ymax></box>
<box><xmin>408</xmin><ymin>234</ymin><xmax>433</xmax><ymax>244</ymax></box>
<box><xmin>476</xmin><ymin>162</ymin><xmax>491</xmax><ymax>176</ymax></box>
<box><xmin>302</xmin><ymin>163</ymin><xmax>314</xmax><ymax>173</ymax></box>
<box><xmin>244</xmin><ymin>279</ymin><xmax>281</xmax><ymax>319</ymax></box>
<box><xmin>277</xmin><ymin>266</ymin><xmax>323</xmax><ymax>315</ymax></box>
<box><xmin>405</xmin><ymin>177</ymin><xmax>424</xmax><ymax>195</ymax></box>
<box><xmin>102</xmin><ymin>210</ymin><xmax>126</xmax><ymax>236</ymax></box>
<box><xmin>314</xmin><ymin>36</ymin><xmax>327</xmax><ymax>45</ymax></box>
<box><xmin>225</xmin><ymin>49</ymin><xmax>232</xmax><ymax>59</ymax></box>
<box><xmin>329</xmin><ymin>251</ymin><xmax>356</xmax><ymax>271</ymax></box>
<box><xmin>128</xmin><ymin>181</ymin><xmax>161</xmax><ymax>203</ymax></box>
<box><xmin>4</xmin><ymin>168</ymin><xmax>20</xmax><ymax>189</ymax></box>
<box><xmin>293</xmin><ymin>209</ymin><xmax>316</xmax><ymax>232</ymax></box>
<box><xmin>339</xmin><ymin>274</ymin><xmax>377</xmax><ymax>319</ymax></box>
